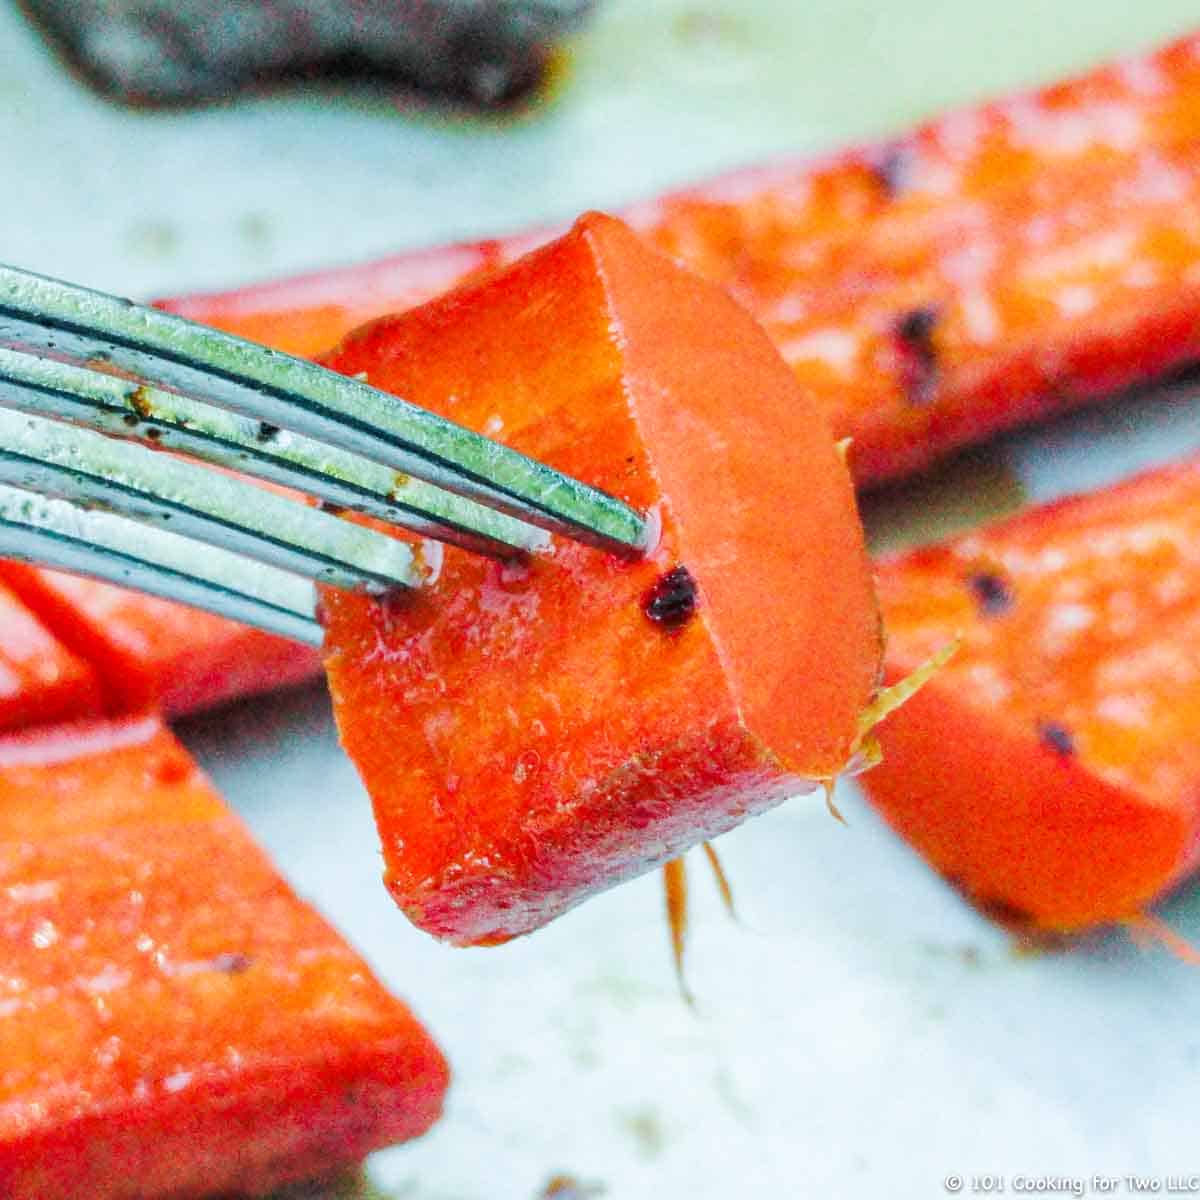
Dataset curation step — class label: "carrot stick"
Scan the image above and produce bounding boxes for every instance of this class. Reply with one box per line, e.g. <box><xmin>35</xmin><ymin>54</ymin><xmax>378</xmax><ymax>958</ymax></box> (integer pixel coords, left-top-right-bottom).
<box><xmin>0</xmin><ymin>565</ymin><xmax>321</xmax><ymax>718</ymax></box>
<box><xmin>0</xmin><ymin>582</ymin><xmax>102</xmax><ymax>729</ymax></box>
<box><xmin>318</xmin><ymin>214</ymin><xmax>883</xmax><ymax>945</ymax></box>
<box><xmin>859</xmin><ymin>456</ymin><xmax>1200</xmax><ymax>933</ymax></box>
<box><xmin>162</xmin><ymin>31</ymin><xmax>1200</xmax><ymax>487</ymax></box>
<box><xmin>28</xmin><ymin>27</ymin><xmax>1177</xmax><ymax>730</ymax></box>
<box><xmin>0</xmin><ymin>714</ymin><xmax>448</xmax><ymax>1199</ymax></box>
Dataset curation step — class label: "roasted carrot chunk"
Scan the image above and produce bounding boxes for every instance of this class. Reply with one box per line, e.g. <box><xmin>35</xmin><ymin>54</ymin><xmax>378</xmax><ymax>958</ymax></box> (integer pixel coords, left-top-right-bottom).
<box><xmin>163</xmin><ymin>32</ymin><xmax>1200</xmax><ymax>486</ymax></box>
<box><xmin>0</xmin><ymin>565</ymin><xmax>321</xmax><ymax>717</ymax></box>
<box><xmin>317</xmin><ymin>213</ymin><xmax>882</xmax><ymax>945</ymax></box>
<box><xmin>860</xmin><ymin>458</ymin><xmax>1200</xmax><ymax>933</ymax></box>
<box><xmin>0</xmin><ymin>582</ymin><xmax>102</xmax><ymax>730</ymax></box>
<box><xmin>0</xmin><ymin>714</ymin><xmax>448</xmax><ymax>1200</ymax></box>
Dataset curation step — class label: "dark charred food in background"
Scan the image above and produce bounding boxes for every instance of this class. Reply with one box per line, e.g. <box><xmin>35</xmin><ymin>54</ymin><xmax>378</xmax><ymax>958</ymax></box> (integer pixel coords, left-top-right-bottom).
<box><xmin>19</xmin><ymin>0</ymin><xmax>596</xmax><ymax>106</ymax></box>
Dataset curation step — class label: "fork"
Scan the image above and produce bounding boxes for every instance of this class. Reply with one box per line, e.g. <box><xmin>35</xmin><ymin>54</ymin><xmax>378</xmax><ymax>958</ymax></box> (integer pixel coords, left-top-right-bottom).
<box><xmin>0</xmin><ymin>263</ymin><xmax>649</xmax><ymax>646</ymax></box>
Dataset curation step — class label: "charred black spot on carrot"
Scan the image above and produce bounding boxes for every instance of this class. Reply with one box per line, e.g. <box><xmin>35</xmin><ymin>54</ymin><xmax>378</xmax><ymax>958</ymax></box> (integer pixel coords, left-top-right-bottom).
<box><xmin>896</xmin><ymin>304</ymin><xmax>938</xmax><ymax>344</ymax></box>
<box><xmin>256</xmin><ymin>422</ymin><xmax>280</xmax><ymax>443</ymax></box>
<box><xmin>642</xmin><ymin>565</ymin><xmax>697</xmax><ymax>632</ymax></box>
<box><xmin>867</xmin><ymin>142</ymin><xmax>917</xmax><ymax>198</ymax></box>
<box><xmin>210</xmin><ymin>952</ymin><xmax>252</xmax><ymax>975</ymax></box>
<box><xmin>1037</xmin><ymin>719</ymin><xmax>1076</xmax><ymax>758</ymax></box>
<box><xmin>894</xmin><ymin>305</ymin><xmax>940</xmax><ymax>405</ymax></box>
<box><xmin>966</xmin><ymin>569</ymin><xmax>1014</xmax><ymax>616</ymax></box>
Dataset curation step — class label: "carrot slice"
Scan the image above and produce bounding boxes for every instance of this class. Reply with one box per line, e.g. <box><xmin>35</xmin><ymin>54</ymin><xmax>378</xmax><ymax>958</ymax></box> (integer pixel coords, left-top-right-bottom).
<box><xmin>317</xmin><ymin>213</ymin><xmax>882</xmax><ymax>945</ymax></box>
<box><xmin>162</xmin><ymin>31</ymin><xmax>1200</xmax><ymax>486</ymax></box>
<box><xmin>0</xmin><ymin>714</ymin><xmax>448</xmax><ymax>1199</ymax></box>
<box><xmin>0</xmin><ymin>582</ymin><xmax>102</xmax><ymax>729</ymax></box>
<box><xmin>0</xmin><ymin>565</ymin><xmax>321</xmax><ymax>717</ymax></box>
<box><xmin>860</xmin><ymin>458</ymin><xmax>1200</xmax><ymax>933</ymax></box>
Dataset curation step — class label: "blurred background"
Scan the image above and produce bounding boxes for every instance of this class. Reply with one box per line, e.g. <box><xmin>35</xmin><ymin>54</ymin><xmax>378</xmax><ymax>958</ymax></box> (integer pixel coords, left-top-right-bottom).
<box><xmin>5</xmin><ymin>2</ymin><xmax>1200</xmax><ymax>1197</ymax></box>
<box><xmin>3</xmin><ymin>1</ymin><xmax>1197</xmax><ymax>296</ymax></box>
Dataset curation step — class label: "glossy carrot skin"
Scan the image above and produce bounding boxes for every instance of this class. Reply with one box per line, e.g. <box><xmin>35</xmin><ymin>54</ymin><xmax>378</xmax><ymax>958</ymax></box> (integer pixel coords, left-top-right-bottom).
<box><xmin>59</xmin><ymin>27</ymin><xmax>1191</xmax><ymax>723</ymax></box>
<box><xmin>319</xmin><ymin>214</ymin><xmax>882</xmax><ymax>945</ymax></box>
<box><xmin>0</xmin><ymin>565</ymin><xmax>321</xmax><ymax>717</ymax></box>
<box><xmin>860</xmin><ymin>458</ymin><xmax>1200</xmax><ymax>932</ymax></box>
<box><xmin>0</xmin><ymin>715</ymin><xmax>448</xmax><ymax>1199</ymax></box>
<box><xmin>164</xmin><ymin>32</ymin><xmax>1200</xmax><ymax>488</ymax></box>
<box><xmin>0</xmin><ymin>582</ymin><xmax>103</xmax><ymax>729</ymax></box>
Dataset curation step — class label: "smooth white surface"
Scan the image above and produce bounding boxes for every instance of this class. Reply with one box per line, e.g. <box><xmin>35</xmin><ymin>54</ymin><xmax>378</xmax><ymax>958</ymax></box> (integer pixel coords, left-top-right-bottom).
<box><xmin>4</xmin><ymin>2</ymin><xmax>1200</xmax><ymax>1196</ymax></box>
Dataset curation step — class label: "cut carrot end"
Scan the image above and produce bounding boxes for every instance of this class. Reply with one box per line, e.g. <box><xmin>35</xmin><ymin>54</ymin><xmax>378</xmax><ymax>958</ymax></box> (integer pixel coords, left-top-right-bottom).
<box><xmin>319</xmin><ymin>213</ymin><xmax>881</xmax><ymax>945</ymax></box>
<box><xmin>862</xmin><ymin>460</ymin><xmax>1200</xmax><ymax>933</ymax></box>
<box><xmin>0</xmin><ymin>716</ymin><xmax>447</xmax><ymax>1198</ymax></box>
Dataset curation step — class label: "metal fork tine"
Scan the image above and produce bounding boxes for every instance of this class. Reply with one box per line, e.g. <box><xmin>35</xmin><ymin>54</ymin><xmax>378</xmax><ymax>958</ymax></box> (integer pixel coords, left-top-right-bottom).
<box><xmin>0</xmin><ymin>485</ymin><xmax>323</xmax><ymax>645</ymax></box>
<box><xmin>0</xmin><ymin>407</ymin><xmax>419</xmax><ymax>592</ymax></box>
<box><xmin>0</xmin><ymin>263</ymin><xmax>649</xmax><ymax>556</ymax></box>
<box><xmin>0</xmin><ymin>347</ymin><xmax>549</xmax><ymax>559</ymax></box>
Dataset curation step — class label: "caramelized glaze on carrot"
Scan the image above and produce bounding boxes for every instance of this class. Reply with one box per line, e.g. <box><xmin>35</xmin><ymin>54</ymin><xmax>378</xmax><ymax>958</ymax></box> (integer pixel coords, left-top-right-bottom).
<box><xmin>164</xmin><ymin>32</ymin><xmax>1200</xmax><ymax>486</ymax></box>
<box><xmin>861</xmin><ymin>457</ymin><xmax>1200</xmax><ymax>931</ymax></box>
<box><xmin>0</xmin><ymin>566</ymin><xmax>320</xmax><ymax>717</ymax></box>
<box><xmin>318</xmin><ymin>214</ymin><xmax>882</xmax><ymax>945</ymax></box>
<box><xmin>0</xmin><ymin>583</ymin><xmax>102</xmax><ymax>730</ymax></box>
<box><xmin>0</xmin><ymin>715</ymin><xmax>448</xmax><ymax>1199</ymax></box>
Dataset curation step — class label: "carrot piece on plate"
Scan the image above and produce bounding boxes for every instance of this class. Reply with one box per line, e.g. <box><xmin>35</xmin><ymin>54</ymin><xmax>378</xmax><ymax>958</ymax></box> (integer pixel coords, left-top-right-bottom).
<box><xmin>317</xmin><ymin>213</ymin><xmax>883</xmax><ymax>945</ymax></box>
<box><xmin>860</xmin><ymin>458</ymin><xmax>1200</xmax><ymax>933</ymax></box>
<box><xmin>162</xmin><ymin>32</ymin><xmax>1200</xmax><ymax>486</ymax></box>
<box><xmin>0</xmin><ymin>714</ymin><xmax>448</xmax><ymax>1200</ymax></box>
<box><xmin>0</xmin><ymin>565</ymin><xmax>321</xmax><ymax>717</ymax></box>
<box><xmin>0</xmin><ymin>581</ymin><xmax>103</xmax><ymax>730</ymax></box>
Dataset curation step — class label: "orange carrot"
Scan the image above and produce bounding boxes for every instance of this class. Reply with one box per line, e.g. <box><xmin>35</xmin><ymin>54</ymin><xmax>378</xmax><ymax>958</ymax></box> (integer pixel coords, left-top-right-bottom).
<box><xmin>860</xmin><ymin>457</ymin><xmax>1200</xmax><ymax>933</ymax></box>
<box><xmin>163</xmin><ymin>31</ymin><xmax>1200</xmax><ymax>487</ymax></box>
<box><xmin>26</xmin><ymin>26</ymin><xmax>1178</xmax><ymax>730</ymax></box>
<box><xmin>0</xmin><ymin>714</ymin><xmax>448</xmax><ymax>1199</ymax></box>
<box><xmin>0</xmin><ymin>565</ymin><xmax>320</xmax><ymax>717</ymax></box>
<box><xmin>0</xmin><ymin>582</ymin><xmax>102</xmax><ymax>729</ymax></box>
<box><xmin>318</xmin><ymin>213</ymin><xmax>882</xmax><ymax>945</ymax></box>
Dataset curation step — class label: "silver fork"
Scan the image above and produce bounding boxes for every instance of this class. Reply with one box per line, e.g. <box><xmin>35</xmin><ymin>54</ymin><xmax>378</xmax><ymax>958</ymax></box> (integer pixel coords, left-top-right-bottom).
<box><xmin>0</xmin><ymin>263</ymin><xmax>649</xmax><ymax>646</ymax></box>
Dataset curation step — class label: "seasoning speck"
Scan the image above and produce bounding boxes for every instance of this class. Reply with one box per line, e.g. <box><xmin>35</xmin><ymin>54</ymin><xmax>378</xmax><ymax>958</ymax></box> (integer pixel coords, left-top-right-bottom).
<box><xmin>1037</xmin><ymin>719</ymin><xmax>1076</xmax><ymax>758</ymax></box>
<box><xmin>210</xmin><ymin>952</ymin><xmax>252</xmax><ymax>975</ymax></box>
<box><xmin>868</xmin><ymin>142</ymin><xmax>916</xmax><ymax>197</ymax></box>
<box><xmin>893</xmin><ymin>305</ymin><xmax>940</xmax><ymax>405</ymax></box>
<box><xmin>966</xmin><ymin>569</ymin><xmax>1014</xmax><ymax>616</ymax></box>
<box><xmin>539</xmin><ymin>1175</ymin><xmax>605</xmax><ymax>1200</ymax></box>
<box><xmin>642</xmin><ymin>565</ymin><xmax>697</xmax><ymax>632</ymax></box>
